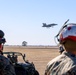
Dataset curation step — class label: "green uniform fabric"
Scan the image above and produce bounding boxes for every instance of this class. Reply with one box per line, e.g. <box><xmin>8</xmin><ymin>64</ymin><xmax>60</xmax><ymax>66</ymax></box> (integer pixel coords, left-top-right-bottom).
<box><xmin>45</xmin><ymin>51</ymin><xmax>76</xmax><ymax>75</ymax></box>
<box><xmin>0</xmin><ymin>54</ymin><xmax>16</xmax><ymax>75</ymax></box>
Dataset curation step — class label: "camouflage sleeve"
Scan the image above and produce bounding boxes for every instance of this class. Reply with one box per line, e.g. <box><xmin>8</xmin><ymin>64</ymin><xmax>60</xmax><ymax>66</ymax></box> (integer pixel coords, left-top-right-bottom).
<box><xmin>4</xmin><ymin>61</ymin><xmax>16</xmax><ymax>75</ymax></box>
<box><xmin>0</xmin><ymin>55</ymin><xmax>16</xmax><ymax>75</ymax></box>
<box><xmin>64</xmin><ymin>65</ymin><xmax>76</xmax><ymax>75</ymax></box>
<box><xmin>44</xmin><ymin>62</ymin><xmax>53</xmax><ymax>75</ymax></box>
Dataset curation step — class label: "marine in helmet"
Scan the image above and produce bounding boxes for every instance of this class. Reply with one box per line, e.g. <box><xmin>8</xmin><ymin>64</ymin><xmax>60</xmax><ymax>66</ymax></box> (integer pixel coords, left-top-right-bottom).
<box><xmin>45</xmin><ymin>23</ymin><xmax>76</xmax><ymax>75</ymax></box>
<box><xmin>0</xmin><ymin>30</ymin><xmax>16</xmax><ymax>75</ymax></box>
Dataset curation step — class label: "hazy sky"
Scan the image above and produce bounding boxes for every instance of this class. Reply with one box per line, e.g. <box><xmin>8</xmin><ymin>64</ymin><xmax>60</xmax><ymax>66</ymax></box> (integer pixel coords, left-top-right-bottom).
<box><xmin>0</xmin><ymin>0</ymin><xmax>76</xmax><ymax>45</ymax></box>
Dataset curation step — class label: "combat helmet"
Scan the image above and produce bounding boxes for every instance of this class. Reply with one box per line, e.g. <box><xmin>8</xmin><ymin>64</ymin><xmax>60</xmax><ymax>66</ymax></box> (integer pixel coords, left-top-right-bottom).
<box><xmin>0</xmin><ymin>30</ymin><xmax>4</xmax><ymax>38</ymax></box>
<box><xmin>55</xmin><ymin>19</ymin><xmax>76</xmax><ymax>51</ymax></box>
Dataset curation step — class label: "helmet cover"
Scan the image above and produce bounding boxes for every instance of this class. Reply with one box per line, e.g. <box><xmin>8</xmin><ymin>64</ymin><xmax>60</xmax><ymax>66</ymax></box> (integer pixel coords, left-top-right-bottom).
<box><xmin>59</xmin><ymin>24</ymin><xmax>76</xmax><ymax>43</ymax></box>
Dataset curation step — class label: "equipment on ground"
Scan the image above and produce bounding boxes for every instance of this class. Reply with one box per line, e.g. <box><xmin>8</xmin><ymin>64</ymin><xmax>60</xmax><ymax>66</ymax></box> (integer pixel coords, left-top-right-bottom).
<box><xmin>3</xmin><ymin>51</ymin><xmax>39</xmax><ymax>75</ymax></box>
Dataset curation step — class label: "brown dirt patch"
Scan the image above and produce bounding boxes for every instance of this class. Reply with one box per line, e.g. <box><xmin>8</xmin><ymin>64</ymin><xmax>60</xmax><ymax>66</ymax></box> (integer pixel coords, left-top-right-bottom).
<box><xmin>3</xmin><ymin>46</ymin><xmax>60</xmax><ymax>75</ymax></box>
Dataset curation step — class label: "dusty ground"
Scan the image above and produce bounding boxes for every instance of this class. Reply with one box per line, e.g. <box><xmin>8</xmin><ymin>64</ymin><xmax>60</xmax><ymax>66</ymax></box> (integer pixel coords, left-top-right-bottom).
<box><xmin>3</xmin><ymin>46</ymin><xmax>60</xmax><ymax>75</ymax></box>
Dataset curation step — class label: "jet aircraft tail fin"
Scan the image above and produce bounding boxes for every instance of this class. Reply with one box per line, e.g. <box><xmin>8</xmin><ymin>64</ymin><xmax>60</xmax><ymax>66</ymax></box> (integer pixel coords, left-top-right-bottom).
<box><xmin>42</xmin><ymin>23</ymin><xmax>46</xmax><ymax>27</ymax></box>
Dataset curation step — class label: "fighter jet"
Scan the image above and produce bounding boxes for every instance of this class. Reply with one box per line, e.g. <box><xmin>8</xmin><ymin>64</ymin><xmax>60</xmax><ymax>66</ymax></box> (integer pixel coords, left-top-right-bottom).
<box><xmin>42</xmin><ymin>23</ymin><xmax>57</xmax><ymax>28</ymax></box>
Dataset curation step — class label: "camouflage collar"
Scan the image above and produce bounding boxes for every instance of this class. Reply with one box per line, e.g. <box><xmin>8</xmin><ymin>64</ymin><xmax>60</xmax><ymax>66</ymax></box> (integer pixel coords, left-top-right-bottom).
<box><xmin>62</xmin><ymin>51</ymin><xmax>76</xmax><ymax>57</ymax></box>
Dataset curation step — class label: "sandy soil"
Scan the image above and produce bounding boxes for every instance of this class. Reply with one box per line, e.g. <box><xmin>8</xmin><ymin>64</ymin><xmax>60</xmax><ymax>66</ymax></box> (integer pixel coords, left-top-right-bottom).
<box><xmin>3</xmin><ymin>46</ymin><xmax>60</xmax><ymax>75</ymax></box>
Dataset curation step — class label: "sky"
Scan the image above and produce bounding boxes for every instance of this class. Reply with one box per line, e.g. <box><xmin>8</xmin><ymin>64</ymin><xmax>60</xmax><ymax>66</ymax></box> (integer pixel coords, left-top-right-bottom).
<box><xmin>0</xmin><ymin>0</ymin><xmax>76</xmax><ymax>46</ymax></box>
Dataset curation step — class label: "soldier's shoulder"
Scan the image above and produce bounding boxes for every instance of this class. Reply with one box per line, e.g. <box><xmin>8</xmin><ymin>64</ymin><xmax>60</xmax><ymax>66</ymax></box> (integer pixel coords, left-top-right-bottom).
<box><xmin>0</xmin><ymin>55</ymin><xmax>16</xmax><ymax>75</ymax></box>
<box><xmin>0</xmin><ymin>54</ymin><xmax>7</xmax><ymax>61</ymax></box>
<box><xmin>64</xmin><ymin>65</ymin><xmax>76</xmax><ymax>75</ymax></box>
<box><xmin>0</xmin><ymin>55</ymin><xmax>10</xmax><ymax>65</ymax></box>
<box><xmin>46</xmin><ymin>55</ymin><xmax>63</xmax><ymax>70</ymax></box>
<box><xmin>47</xmin><ymin>54</ymin><xmax>64</xmax><ymax>65</ymax></box>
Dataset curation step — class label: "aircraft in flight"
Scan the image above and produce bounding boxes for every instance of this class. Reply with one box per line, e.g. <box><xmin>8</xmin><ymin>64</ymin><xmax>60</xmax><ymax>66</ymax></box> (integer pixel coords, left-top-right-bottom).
<box><xmin>42</xmin><ymin>23</ymin><xmax>57</xmax><ymax>28</ymax></box>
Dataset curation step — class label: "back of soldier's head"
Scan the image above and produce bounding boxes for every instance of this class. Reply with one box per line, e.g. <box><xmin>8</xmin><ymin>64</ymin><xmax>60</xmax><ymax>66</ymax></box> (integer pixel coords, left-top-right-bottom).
<box><xmin>59</xmin><ymin>24</ymin><xmax>76</xmax><ymax>52</ymax></box>
<box><xmin>0</xmin><ymin>30</ymin><xmax>6</xmax><ymax>44</ymax></box>
<box><xmin>0</xmin><ymin>30</ymin><xmax>4</xmax><ymax>38</ymax></box>
<box><xmin>63</xmin><ymin>39</ymin><xmax>76</xmax><ymax>51</ymax></box>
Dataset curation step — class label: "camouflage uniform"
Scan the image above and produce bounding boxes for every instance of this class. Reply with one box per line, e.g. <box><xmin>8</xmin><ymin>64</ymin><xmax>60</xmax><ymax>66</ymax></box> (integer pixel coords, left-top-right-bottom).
<box><xmin>45</xmin><ymin>51</ymin><xmax>76</xmax><ymax>75</ymax></box>
<box><xmin>0</xmin><ymin>54</ymin><xmax>16</xmax><ymax>75</ymax></box>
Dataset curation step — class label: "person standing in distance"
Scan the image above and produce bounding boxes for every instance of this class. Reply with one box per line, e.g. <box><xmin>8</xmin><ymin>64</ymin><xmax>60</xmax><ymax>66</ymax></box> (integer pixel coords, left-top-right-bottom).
<box><xmin>45</xmin><ymin>24</ymin><xmax>76</xmax><ymax>75</ymax></box>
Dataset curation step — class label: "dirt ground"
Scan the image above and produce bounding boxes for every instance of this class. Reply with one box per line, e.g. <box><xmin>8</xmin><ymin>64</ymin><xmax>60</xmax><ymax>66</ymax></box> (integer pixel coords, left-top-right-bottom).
<box><xmin>3</xmin><ymin>46</ymin><xmax>60</xmax><ymax>75</ymax></box>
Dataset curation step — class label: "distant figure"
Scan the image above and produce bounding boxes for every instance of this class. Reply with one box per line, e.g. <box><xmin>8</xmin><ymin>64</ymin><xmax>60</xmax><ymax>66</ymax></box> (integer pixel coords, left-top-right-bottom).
<box><xmin>45</xmin><ymin>24</ymin><xmax>76</xmax><ymax>75</ymax></box>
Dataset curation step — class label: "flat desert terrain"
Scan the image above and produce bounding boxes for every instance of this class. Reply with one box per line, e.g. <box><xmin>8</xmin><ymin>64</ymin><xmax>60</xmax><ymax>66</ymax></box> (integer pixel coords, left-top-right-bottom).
<box><xmin>3</xmin><ymin>46</ymin><xmax>60</xmax><ymax>75</ymax></box>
